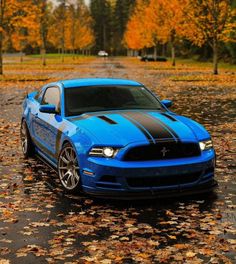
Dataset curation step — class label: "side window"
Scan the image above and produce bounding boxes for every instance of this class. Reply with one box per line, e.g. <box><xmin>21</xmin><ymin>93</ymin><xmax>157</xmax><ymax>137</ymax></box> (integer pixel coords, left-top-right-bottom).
<box><xmin>41</xmin><ymin>87</ymin><xmax>61</xmax><ymax>112</ymax></box>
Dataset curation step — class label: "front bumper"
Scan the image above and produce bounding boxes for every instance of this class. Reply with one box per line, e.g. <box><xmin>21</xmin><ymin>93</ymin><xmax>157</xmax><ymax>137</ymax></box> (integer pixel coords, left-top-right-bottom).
<box><xmin>80</xmin><ymin>149</ymin><xmax>216</xmax><ymax>199</ymax></box>
<box><xmin>85</xmin><ymin>180</ymin><xmax>218</xmax><ymax>200</ymax></box>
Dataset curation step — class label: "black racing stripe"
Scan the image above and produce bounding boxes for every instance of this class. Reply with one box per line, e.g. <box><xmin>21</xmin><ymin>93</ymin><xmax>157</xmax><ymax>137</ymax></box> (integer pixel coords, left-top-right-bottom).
<box><xmin>97</xmin><ymin>115</ymin><xmax>117</xmax><ymax>124</ymax></box>
<box><xmin>161</xmin><ymin>113</ymin><xmax>177</xmax><ymax>122</ymax></box>
<box><xmin>121</xmin><ymin>114</ymin><xmax>155</xmax><ymax>144</ymax></box>
<box><xmin>148</xmin><ymin>114</ymin><xmax>180</xmax><ymax>140</ymax></box>
<box><xmin>125</xmin><ymin>112</ymin><xmax>174</xmax><ymax>140</ymax></box>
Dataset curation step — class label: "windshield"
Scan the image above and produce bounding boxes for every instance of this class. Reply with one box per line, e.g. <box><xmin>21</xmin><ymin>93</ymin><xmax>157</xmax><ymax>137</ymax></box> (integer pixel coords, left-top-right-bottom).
<box><xmin>64</xmin><ymin>85</ymin><xmax>163</xmax><ymax>116</ymax></box>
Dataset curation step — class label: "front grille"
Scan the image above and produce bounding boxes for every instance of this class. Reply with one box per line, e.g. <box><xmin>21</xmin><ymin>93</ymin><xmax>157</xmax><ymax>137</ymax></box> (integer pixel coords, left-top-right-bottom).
<box><xmin>123</xmin><ymin>142</ymin><xmax>201</xmax><ymax>161</ymax></box>
<box><xmin>126</xmin><ymin>171</ymin><xmax>201</xmax><ymax>188</ymax></box>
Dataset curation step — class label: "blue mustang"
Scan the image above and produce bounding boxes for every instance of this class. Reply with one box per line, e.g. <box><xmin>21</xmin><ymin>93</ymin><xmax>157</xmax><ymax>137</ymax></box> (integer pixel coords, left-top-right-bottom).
<box><xmin>21</xmin><ymin>78</ymin><xmax>216</xmax><ymax>198</ymax></box>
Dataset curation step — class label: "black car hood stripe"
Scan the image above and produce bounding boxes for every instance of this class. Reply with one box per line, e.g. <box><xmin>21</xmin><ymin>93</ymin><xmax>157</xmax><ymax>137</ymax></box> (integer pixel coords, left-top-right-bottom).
<box><xmin>121</xmin><ymin>113</ymin><xmax>155</xmax><ymax>144</ymax></box>
<box><xmin>97</xmin><ymin>115</ymin><xmax>117</xmax><ymax>124</ymax></box>
<box><xmin>124</xmin><ymin>111</ymin><xmax>177</xmax><ymax>141</ymax></box>
<box><xmin>144</xmin><ymin>113</ymin><xmax>180</xmax><ymax>141</ymax></box>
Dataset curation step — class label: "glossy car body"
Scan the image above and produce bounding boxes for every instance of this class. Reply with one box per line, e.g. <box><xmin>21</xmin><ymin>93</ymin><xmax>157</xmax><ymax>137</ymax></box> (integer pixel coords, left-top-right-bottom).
<box><xmin>21</xmin><ymin>78</ymin><xmax>216</xmax><ymax>198</ymax></box>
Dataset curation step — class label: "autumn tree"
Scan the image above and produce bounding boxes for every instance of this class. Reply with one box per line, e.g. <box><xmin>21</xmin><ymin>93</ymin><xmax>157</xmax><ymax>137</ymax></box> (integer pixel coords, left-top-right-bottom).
<box><xmin>0</xmin><ymin>0</ymin><xmax>5</xmax><ymax>74</ymax></box>
<box><xmin>47</xmin><ymin>0</ymin><xmax>67</xmax><ymax>62</ymax></box>
<box><xmin>147</xmin><ymin>0</ymin><xmax>186</xmax><ymax>66</ymax></box>
<box><xmin>72</xmin><ymin>1</ymin><xmax>94</xmax><ymax>53</ymax></box>
<box><xmin>182</xmin><ymin>0</ymin><xmax>236</xmax><ymax>74</ymax></box>
<box><xmin>112</xmin><ymin>0</ymin><xmax>134</xmax><ymax>55</ymax></box>
<box><xmin>48</xmin><ymin>0</ymin><xmax>94</xmax><ymax>59</ymax></box>
<box><xmin>10</xmin><ymin>1</ymin><xmax>39</xmax><ymax>62</ymax></box>
<box><xmin>123</xmin><ymin>0</ymin><xmax>152</xmax><ymax>54</ymax></box>
<box><xmin>32</xmin><ymin>0</ymin><xmax>51</xmax><ymax>66</ymax></box>
<box><xmin>90</xmin><ymin>0</ymin><xmax>112</xmax><ymax>52</ymax></box>
<box><xmin>0</xmin><ymin>0</ymin><xmax>37</xmax><ymax>74</ymax></box>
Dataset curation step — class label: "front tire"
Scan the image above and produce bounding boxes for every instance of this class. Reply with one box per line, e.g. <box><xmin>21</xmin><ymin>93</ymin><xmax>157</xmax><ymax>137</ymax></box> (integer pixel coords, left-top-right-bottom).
<box><xmin>58</xmin><ymin>143</ymin><xmax>81</xmax><ymax>193</ymax></box>
<box><xmin>20</xmin><ymin>120</ymin><xmax>34</xmax><ymax>158</ymax></box>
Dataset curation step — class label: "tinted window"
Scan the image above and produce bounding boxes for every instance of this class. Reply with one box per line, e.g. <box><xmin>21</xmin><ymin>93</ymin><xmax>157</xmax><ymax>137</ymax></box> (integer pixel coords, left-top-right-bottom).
<box><xmin>65</xmin><ymin>85</ymin><xmax>163</xmax><ymax>116</ymax></box>
<box><xmin>42</xmin><ymin>87</ymin><xmax>60</xmax><ymax>111</ymax></box>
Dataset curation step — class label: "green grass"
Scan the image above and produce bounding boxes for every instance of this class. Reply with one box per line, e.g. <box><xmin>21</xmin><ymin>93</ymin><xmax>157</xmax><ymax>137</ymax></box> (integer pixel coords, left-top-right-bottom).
<box><xmin>29</xmin><ymin>53</ymin><xmax>93</xmax><ymax>59</ymax></box>
<box><xmin>173</xmin><ymin>58</ymin><xmax>236</xmax><ymax>71</ymax></box>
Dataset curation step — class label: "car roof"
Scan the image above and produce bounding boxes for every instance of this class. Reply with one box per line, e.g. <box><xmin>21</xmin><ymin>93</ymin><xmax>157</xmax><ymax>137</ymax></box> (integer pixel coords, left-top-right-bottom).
<box><xmin>58</xmin><ymin>78</ymin><xmax>142</xmax><ymax>88</ymax></box>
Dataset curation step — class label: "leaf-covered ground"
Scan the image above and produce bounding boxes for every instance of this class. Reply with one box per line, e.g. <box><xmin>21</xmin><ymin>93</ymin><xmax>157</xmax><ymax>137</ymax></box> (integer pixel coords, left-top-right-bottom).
<box><xmin>0</xmin><ymin>56</ymin><xmax>235</xmax><ymax>263</ymax></box>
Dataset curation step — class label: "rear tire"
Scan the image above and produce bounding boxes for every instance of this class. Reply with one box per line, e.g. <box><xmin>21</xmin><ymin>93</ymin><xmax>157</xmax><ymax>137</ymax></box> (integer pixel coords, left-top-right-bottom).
<box><xmin>20</xmin><ymin>120</ymin><xmax>34</xmax><ymax>158</ymax></box>
<box><xmin>58</xmin><ymin>143</ymin><xmax>81</xmax><ymax>193</ymax></box>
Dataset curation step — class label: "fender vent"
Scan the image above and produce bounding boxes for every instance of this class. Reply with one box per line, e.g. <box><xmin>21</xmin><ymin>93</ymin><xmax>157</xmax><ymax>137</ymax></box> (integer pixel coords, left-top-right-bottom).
<box><xmin>161</xmin><ymin>113</ymin><xmax>177</xmax><ymax>121</ymax></box>
<box><xmin>97</xmin><ymin>115</ymin><xmax>117</xmax><ymax>124</ymax></box>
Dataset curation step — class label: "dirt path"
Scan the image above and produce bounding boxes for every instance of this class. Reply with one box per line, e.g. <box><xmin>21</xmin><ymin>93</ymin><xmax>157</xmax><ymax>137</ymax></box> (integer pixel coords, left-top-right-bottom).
<box><xmin>0</xmin><ymin>57</ymin><xmax>235</xmax><ymax>263</ymax></box>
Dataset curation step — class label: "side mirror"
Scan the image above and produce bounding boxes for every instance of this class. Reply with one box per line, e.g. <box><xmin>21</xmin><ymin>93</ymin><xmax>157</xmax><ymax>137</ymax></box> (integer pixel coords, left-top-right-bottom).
<box><xmin>39</xmin><ymin>104</ymin><xmax>57</xmax><ymax>114</ymax></box>
<box><xmin>161</xmin><ymin>99</ymin><xmax>173</xmax><ymax>108</ymax></box>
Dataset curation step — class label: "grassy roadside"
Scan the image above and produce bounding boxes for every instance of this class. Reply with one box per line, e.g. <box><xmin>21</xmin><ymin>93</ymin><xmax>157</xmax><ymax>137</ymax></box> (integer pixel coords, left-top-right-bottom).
<box><xmin>0</xmin><ymin>55</ymin><xmax>96</xmax><ymax>83</ymax></box>
<box><xmin>175</xmin><ymin>58</ymin><xmax>236</xmax><ymax>71</ymax></box>
<box><xmin>133</xmin><ymin>56</ymin><xmax>236</xmax><ymax>72</ymax></box>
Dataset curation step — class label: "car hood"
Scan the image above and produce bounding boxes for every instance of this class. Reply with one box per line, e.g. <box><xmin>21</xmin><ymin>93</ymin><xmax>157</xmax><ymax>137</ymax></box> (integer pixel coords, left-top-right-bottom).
<box><xmin>69</xmin><ymin>111</ymin><xmax>209</xmax><ymax>146</ymax></box>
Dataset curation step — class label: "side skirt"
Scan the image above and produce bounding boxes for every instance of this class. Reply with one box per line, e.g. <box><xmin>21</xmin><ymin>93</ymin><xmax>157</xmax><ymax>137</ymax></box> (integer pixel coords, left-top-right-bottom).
<box><xmin>35</xmin><ymin>148</ymin><xmax>58</xmax><ymax>171</ymax></box>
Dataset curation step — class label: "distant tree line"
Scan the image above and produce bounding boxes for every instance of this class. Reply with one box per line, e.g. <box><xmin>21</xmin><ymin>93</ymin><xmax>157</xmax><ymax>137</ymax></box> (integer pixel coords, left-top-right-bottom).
<box><xmin>0</xmin><ymin>0</ymin><xmax>94</xmax><ymax>73</ymax></box>
<box><xmin>89</xmin><ymin>0</ymin><xmax>236</xmax><ymax>74</ymax></box>
<box><xmin>0</xmin><ymin>0</ymin><xmax>235</xmax><ymax>75</ymax></box>
<box><xmin>90</xmin><ymin>0</ymin><xmax>135</xmax><ymax>55</ymax></box>
<box><xmin>123</xmin><ymin>0</ymin><xmax>236</xmax><ymax>74</ymax></box>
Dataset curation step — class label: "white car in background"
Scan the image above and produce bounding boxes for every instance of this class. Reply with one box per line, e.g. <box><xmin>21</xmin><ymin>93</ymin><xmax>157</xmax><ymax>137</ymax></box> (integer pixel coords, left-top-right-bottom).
<box><xmin>98</xmin><ymin>50</ymin><xmax>108</xmax><ymax>57</ymax></box>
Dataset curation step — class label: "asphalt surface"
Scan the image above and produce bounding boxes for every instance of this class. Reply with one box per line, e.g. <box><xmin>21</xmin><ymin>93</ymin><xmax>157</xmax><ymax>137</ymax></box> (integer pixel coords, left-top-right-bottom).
<box><xmin>0</xmin><ymin>57</ymin><xmax>235</xmax><ymax>263</ymax></box>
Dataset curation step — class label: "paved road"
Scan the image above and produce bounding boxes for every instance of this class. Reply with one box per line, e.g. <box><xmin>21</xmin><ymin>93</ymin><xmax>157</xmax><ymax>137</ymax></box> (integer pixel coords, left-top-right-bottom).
<box><xmin>0</xmin><ymin>57</ymin><xmax>235</xmax><ymax>263</ymax></box>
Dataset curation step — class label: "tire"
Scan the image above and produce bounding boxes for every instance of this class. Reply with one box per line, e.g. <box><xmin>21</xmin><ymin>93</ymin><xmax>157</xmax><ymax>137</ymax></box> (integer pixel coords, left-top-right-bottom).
<box><xmin>58</xmin><ymin>142</ymin><xmax>81</xmax><ymax>193</ymax></box>
<box><xmin>20</xmin><ymin>119</ymin><xmax>34</xmax><ymax>158</ymax></box>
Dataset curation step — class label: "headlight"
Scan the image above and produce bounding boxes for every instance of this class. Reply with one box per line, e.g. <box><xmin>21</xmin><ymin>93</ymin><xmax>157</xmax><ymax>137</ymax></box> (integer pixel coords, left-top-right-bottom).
<box><xmin>103</xmin><ymin>147</ymin><xmax>115</xmax><ymax>158</ymax></box>
<box><xmin>89</xmin><ymin>147</ymin><xmax>118</xmax><ymax>158</ymax></box>
<box><xmin>199</xmin><ymin>140</ymin><xmax>213</xmax><ymax>151</ymax></box>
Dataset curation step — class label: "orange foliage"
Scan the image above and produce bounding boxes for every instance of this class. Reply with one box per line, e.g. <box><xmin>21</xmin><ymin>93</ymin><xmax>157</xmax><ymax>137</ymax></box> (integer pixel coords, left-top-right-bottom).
<box><xmin>124</xmin><ymin>0</ymin><xmax>186</xmax><ymax>50</ymax></box>
<box><xmin>2</xmin><ymin>0</ymin><xmax>39</xmax><ymax>52</ymax></box>
<box><xmin>124</xmin><ymin>0</ymin><xmax>235</xmax><ymax>49</ymax></box>
<box><xmin>123</xmin><ymin>0</ymin><xmax>151</xmax><ymax>50</ymax></box>
<box><xmin>181</xmin><ymin>0</ymin><xmax>236</xmax><ymax>46</ymax></box>
<box><xmin>48</xmin><ymin>2</ymin><xmax>94</xmax><ymax>51</ymax></box>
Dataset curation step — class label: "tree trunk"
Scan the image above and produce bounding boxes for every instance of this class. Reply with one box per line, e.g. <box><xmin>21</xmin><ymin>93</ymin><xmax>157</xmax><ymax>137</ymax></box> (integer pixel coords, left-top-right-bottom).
<box><xmin>171</xmin><ymin>43</ymin><xmax>176</xmax><ymax>67</ymax></box>
<box><xmin>20</xmin><ymin>52</ymin><xmax>23</xmax><ymax>63</ymax></box>
<box><xmin>162</xmin><ymin>44</ymin><xmax>166</xmax><ymax>57</ymax></box>
<box><xmin>0</xmin><ymin>31</ymin><xmax>3</xmax><ymax>75</ymax></box>
<box><xmin>61</xmin><ymin>48</ymin><xmax>64</xmax><ymax>63</ymax></box>
<box><xmin>213</xmin><ymin>39</ymin><xmax>218</xmax><ymax>75</ymax></box>
<box><xmin>153</xmin><ymin>45</ymin><xmax>157</xmax><ymax>61</ymax></box>
<box><xmin>41</xmin><ymin>48</ymin><xmax>46</xmax><ymax>66</ymax></box>
<box><xmin>103</xmin><ymin>23</ymin><xmax>106</xmax><ymax>51</ymax></box>
<box><xmin>141</xmin><ymin>49</ymin><xmax>145</xmax><ymax>57</ymax></box>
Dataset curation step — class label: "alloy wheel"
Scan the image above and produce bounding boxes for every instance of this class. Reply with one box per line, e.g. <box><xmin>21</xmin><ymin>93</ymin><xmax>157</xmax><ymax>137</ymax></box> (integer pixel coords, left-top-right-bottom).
<box><xmin>58</xmin><ymin>145</ymin><xmax>80</xmax><ymax>190</ymax></box>
<box><xmin>21</xmin><ymin>122</ymin><xmax>28</xmax><ymax>155</ymax></box>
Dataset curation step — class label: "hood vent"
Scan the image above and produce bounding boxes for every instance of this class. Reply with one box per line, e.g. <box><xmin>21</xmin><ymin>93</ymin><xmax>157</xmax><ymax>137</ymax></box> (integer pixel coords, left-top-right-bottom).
<box><xmin>161</xmin><ymin>113</ymin><xmax>177</xmax><ymax>122</ymax></box>
<box><xmin>97</xmin><ymin>115</ymin><xmax>117</xmax><ymax>124</ymax></box>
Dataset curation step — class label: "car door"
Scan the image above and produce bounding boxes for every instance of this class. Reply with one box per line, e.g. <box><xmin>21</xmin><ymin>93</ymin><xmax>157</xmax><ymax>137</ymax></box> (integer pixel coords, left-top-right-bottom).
<box><xmin>32</xmin><ymin>86</ymin><xmax>62</xmax><ymax>159</ymax></box>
